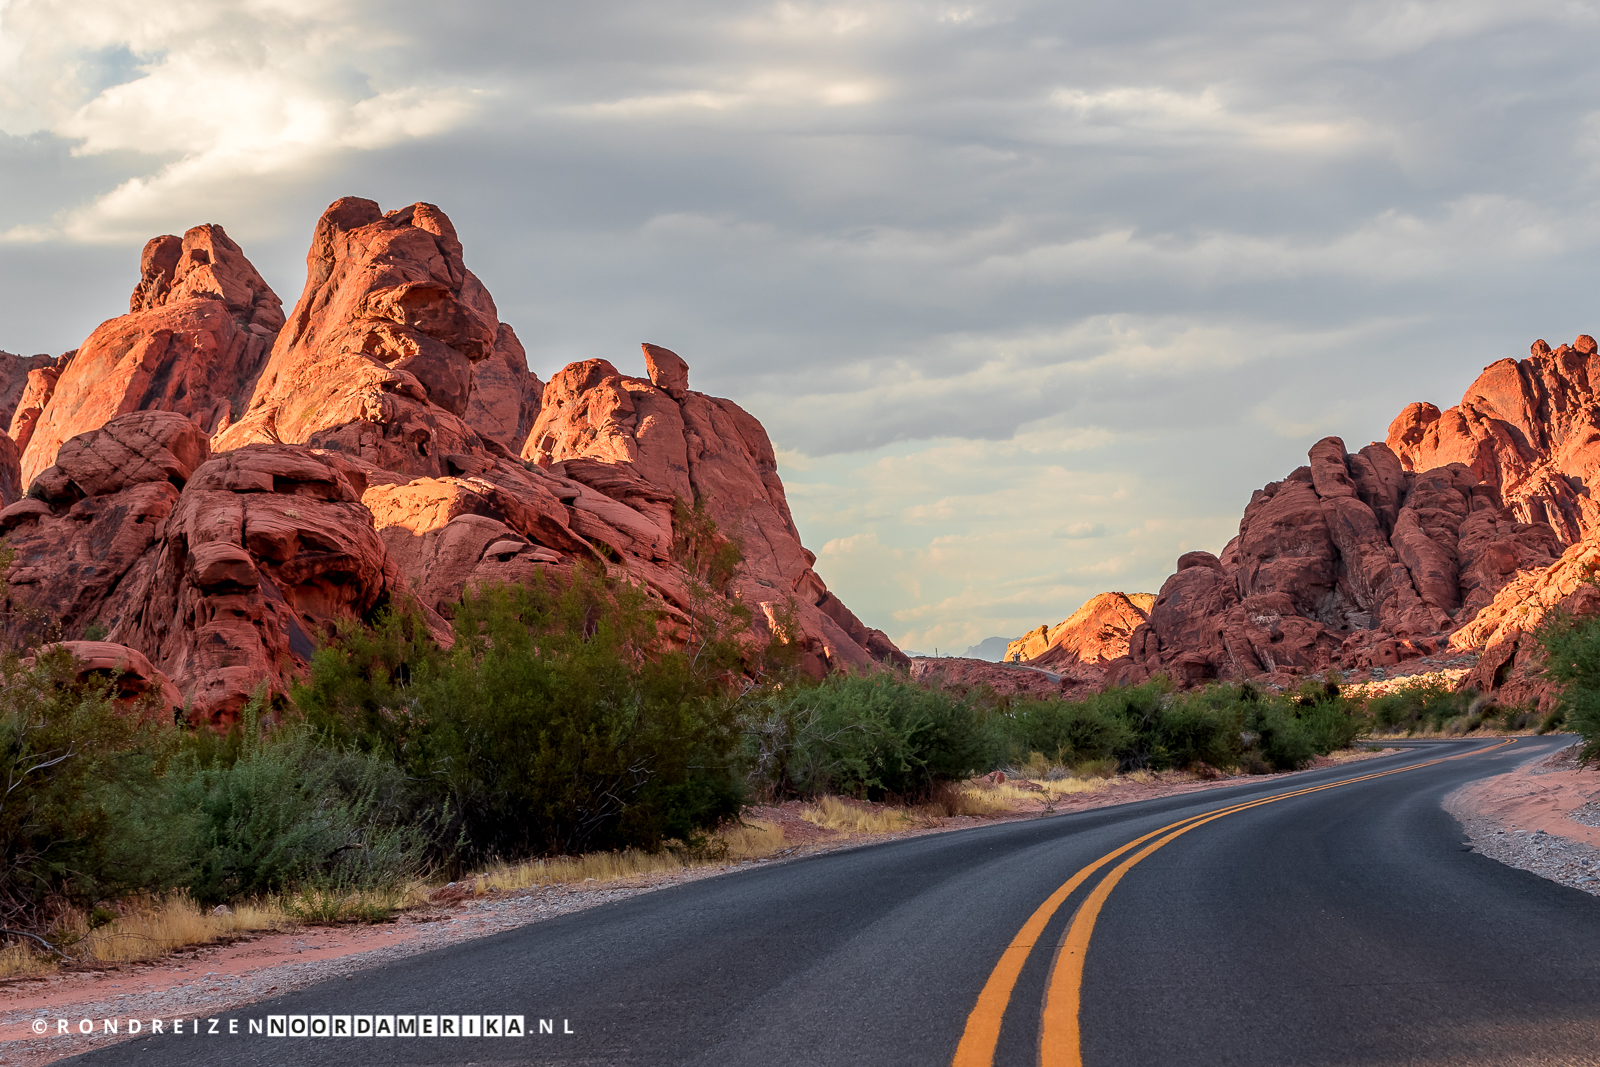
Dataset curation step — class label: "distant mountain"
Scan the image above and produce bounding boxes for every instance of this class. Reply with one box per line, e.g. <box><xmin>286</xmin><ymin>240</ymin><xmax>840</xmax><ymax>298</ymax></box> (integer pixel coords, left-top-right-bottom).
<box><xmin>962</xmin><ymin>636</ymin><xmax>1014</xmax><ymax>662</ymax></box>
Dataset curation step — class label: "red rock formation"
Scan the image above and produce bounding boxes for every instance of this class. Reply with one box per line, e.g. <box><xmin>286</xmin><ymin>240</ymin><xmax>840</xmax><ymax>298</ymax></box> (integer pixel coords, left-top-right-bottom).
<box><xmin>19</xmin><ymin>226</ymin><xmax>283</xmax><ymax>487</ymax></box>
<box><xmin>1</xmin><ymin>412</ymin><xmax>395</xmax><ymax>723</ymax></box>
<box><xmin>1442</xmin><ymin>537</ymin><xmax>1600</xmax><ymax>710</ymax></box>
<box><xmin>9</xmin><ymin>358</ymin><xmax>64</xmax><ymax>454</ymax></box>
<box><xmin>0</xmin><ymin>199</ymin><xmax>897</xmax><ymax>719</ymax></box>
<box><xmin>33</xmin><ymin>641</ymin><xmax>183</xmax><ymax>718</ymax></box>
<box><xmin>465</xmin><ymin>322</ymin><xmax>543</xmax><ymax>451</ymax></box>
<box><xmin>216</xmin><ymin>198</ymin><xmax>500</xmax><ymax>476</ymax></box>
<box><xmin>0</xmin><ymin>351</ymin><xmax>62</xmax><ymax>431</ymax></box>
<box><xmin>1007</xmin><ymin>592</ymin><xmax>1155</xmax><ymax>680</ymax></box>
<box><xmin>1386</xmin><ymin>336</ymin><xmax>1600</xmax><ymax>544</ymax></box>
<box><xmin>1110</xmin><ymin>436</ymin><xmax>1561</xmax><ymax>688</ymax></box>
<box><xmin>524</xmin><ymin>344</ymin><xmax>907</xmax><ymax>674</ymax></box>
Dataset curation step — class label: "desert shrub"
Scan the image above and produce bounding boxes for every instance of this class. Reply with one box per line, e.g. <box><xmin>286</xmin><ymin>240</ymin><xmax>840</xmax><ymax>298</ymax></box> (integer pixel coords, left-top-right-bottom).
<box><xmin>0</xmin><ymin>646</ymin><xmax>185</xmax><ymax>926</ymax></box>
<box><xmin>1367</xmin><ymin>679</ymin><xmax>1473</xmax><ymax>734</ymax></box>
<box><xmin>746</xmin><ymin>675</ymin><xmax>994</xmax><ymax>800</ymax></box>
<box><xmin>1154</xmin><ymin>684</ymin><xmax>1251</xmax><ymax>770</ymax></box>
<box><xmin>1009</xmin><ymin>697</ymin><xmax>1133</xmax><ymax>768</ymax></box>
<box><xmin>968</xmin><ymin>677</ymin><xmax>1359</xmax><ymax>779</ymax></box>
<box><xmin>1537</xmin><ymin>608</ymin><xmax>1600</xmax><ymax>757</ymax></box>
<box><xmin>159</xmin><ymin>713</ymin><xmax>431</xmax><ymax>903</ymax></box>
<box><xmin>1244</xmin><ymin>702</ymin><xmax>1318</xmax><ymax>771</ymax></box>
<box><xmin>296</xmin><ymin>575</ymin><xmax>746</xmax><ymax>862</ymax></box>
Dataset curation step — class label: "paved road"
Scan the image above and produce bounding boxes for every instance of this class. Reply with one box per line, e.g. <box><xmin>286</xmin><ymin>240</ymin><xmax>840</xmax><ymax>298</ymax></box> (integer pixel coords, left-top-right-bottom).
<box><xmin>62</xmin><ymin>736</ymin><xmax>1600</xmax><ymax>1066</ymax></box>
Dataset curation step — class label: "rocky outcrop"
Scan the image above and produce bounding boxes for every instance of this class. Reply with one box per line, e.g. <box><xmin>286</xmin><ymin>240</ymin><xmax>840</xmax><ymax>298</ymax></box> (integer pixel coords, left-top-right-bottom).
<box><xmin>1006</xmin><ymin>592</ymin><xmax>1155</xmax><ymax>681</ymax></box>
<box><xmin>215</xmin><ymin>198</ymin><xmax>500</xmax><ymax>477</ymax></box>
<box><xmin>1386</xmin><ymin>336</ymin><xmax>1600</xmax><ymax>544</ymax></box>
<box><xmin>9</xmin><ymin>358</ymin><xmax>65</xmax><ymax>454</ymax></box>
<box><xmin>2</xmin><ymin>412</ymin><xmax>395</xmax><ymax>724</ymax></box>
<box><xmin>1109</xmin><ymin>436</ymin><xmax>1561</xmax><ymax>688</ymax></box>
<box><xmin>0</xmin><ymin>198</ymin><xmax>898</xmax><ymax>720</ymax></box>
<box><xmin>465</xmin><ymin>322</ymin><xmax>543</xmax><ymax>451</ymax></box>
<box><xmin>19</xmin><ymin>226</ymin><xmax>283</xmax><ymax>486</ymax></box>
<box><xmin>1442</xmin><ymin>537</ymin><xmax>1600</xmax><ymax>711</ymax></box>
<box><xmin>34</xmin><ymin>641</ymin><xmax>183</xmax><ymax>718</ymax></box>
<box><xmin>0</xmin><ymin>351</ymin><xmax>62</xmax><ymax>431</ymax></box>
<box><xmin>524</xmin><ymin>344</ymin><xmax>907</xmax><ymax>675</ymax></box>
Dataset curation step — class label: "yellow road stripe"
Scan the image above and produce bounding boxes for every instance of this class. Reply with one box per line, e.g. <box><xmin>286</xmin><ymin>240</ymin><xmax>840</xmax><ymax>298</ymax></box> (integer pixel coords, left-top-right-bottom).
<box><xmin>1036</xmin><ymin>739</ymin><xmax>1514</xmax><ymax>1067</ymax></box>
<box><xmin>949</xmin><ymin>739</ymin><xmax>1515</xmax><ymax>1067</ymax></box>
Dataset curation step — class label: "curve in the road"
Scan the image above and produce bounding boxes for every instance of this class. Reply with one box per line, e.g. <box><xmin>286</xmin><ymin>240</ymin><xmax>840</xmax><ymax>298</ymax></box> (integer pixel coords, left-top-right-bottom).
<box><xmin>954</xmin><ymin>739</ymin><xmax>1517</xmax><ymax>1067</ymax></box>
<box><xmin>56</xmin><ymin>734</ymin><xmax>1598</xmax><ymax>1067</ymax></box>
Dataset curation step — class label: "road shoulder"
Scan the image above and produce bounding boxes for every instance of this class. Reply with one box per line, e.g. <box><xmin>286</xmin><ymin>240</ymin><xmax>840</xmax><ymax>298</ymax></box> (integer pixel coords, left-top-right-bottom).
<box><xmin>1445</xmin><ymin>739</ymin><xmax>1600</xmax><ymax>896</ymax></box>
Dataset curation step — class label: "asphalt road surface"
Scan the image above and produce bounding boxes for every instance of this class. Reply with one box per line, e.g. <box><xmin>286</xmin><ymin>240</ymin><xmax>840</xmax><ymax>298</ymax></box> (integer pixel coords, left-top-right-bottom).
<box><xmin>61</xmin><ymin>735</ymin><xmax>1600</xmax><ymax>1066</ymax></box>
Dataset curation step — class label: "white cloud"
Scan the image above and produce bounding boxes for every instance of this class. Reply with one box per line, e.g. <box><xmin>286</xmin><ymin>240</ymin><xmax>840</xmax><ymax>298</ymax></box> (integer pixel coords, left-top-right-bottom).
<box><xmin>0</xmin><ymin>0</ymin><xmax>484</xmax><ymax>242</ymax></box>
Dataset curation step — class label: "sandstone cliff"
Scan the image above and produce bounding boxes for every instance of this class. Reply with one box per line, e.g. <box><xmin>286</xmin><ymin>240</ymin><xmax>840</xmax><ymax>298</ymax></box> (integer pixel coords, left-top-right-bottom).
<box><xmin>1099</xmin><ymin>336</ymin><xmax>1600</xmax><ymax>701</ymax></box>
<box><xmin>0</xmin><ymin>198</ymin><xmax>902</xmax><ymax>722</ymax></box>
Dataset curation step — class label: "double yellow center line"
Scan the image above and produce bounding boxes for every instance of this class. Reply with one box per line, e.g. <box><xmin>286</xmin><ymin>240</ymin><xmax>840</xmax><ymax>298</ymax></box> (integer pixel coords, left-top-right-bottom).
<box><xmin>950</xmin><ymin>739</ymin><xmax>1516</xmax><ymax>1067</ymax></box>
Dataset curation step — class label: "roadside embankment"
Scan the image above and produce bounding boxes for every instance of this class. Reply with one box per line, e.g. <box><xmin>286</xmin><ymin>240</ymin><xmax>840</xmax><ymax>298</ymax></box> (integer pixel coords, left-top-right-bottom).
<box><xmin>1446</xmin><ymin>740</ymin><xmax>1600</xmax><ymax>896</ymax></box>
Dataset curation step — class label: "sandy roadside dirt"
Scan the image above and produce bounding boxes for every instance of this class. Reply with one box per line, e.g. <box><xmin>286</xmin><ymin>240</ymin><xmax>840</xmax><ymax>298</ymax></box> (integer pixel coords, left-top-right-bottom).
<box><xmin>0</xmin><ymin>747</ymin><xmax>1393</xmax><ymax>1067</ymax></box>
<box><xmin>1445</xmin><ymin>739</ymin><xmax>1600</xmax><ymax>895</ymax></box>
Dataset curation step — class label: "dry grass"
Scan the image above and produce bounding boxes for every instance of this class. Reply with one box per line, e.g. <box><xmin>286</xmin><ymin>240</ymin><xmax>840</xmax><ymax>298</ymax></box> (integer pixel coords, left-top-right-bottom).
<box><xmin>469</xmin><ymin>819</ymin><xmax>789</xmax><ymax>894</ymax></box>
<box><xmin>1037</xmin><ymin>776</ymin><xmax>1108</xmax><ymax>797</ymax></box>
<box><xmin>799</xmin><ymin>796</ymin><xmax>911</xmax><ymax>834</ymax></box>
<box><xmin>0</xmin><ymin>892</ymin><xmax>291</xmax><ymax>979</ymax></box>
<box><xmin>1</xmin><ymin>822</ymin><xmax>792</xmax><ymax>980</ymax></box>
<box><xmin>0</xmin><ymin>942</ymin><xmax>54</xmax><ymax>979</ymax></box>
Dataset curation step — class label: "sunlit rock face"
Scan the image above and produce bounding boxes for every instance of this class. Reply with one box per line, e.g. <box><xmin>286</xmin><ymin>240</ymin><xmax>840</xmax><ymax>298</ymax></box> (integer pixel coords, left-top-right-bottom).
<box><xmin>20</xmin><ymin>225</ymin><xmax>284</xmax><ymax>488</ymax></box>
<box><xmin>1107</xmin><ymin>433</ymin><xmax>1562</xmax><ymax>690</ymax></box>
<box><xmin>2</xmin><ymin>199</ymin><xmax>900</xmax><ymax>721</ymax></box>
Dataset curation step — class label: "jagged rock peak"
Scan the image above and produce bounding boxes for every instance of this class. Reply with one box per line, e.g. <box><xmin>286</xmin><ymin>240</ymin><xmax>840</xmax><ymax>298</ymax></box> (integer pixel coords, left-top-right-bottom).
<box><xmin>1385</xmin><ymin>335</ymin><xmax>1600</xmax><ymax>544</ymax></box>
<box><xmin>216</xmin><ymin>196</ymin><xmax>503</xmax><ymax>475</ymax></box>
<box><xmin>19</xmin><ymin>228</ymin><xmax>284</xmax><ymax>487</ymax></box>
<box><xmin>129</xmin><ymin>225</ymin><xmax>284</xmax><ymax>329</ymax></box>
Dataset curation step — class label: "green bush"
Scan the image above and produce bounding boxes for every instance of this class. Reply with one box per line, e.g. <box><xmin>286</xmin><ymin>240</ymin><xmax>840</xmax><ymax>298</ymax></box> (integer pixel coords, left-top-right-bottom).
<box><xmin>160</xmin><ymin>712</ymin><xmax>431</xmax><ymax>903</ymax></box>
<box><xmin>296</xmin><ymin>576</ymin><xmax>746</xmax><ymax>862</ymax></box>
<box><xmin>745</xmin><ymin>675</ymin><xmax>995</xmax><ymax>800</ymax></box>
<box><xmin>1009</xmin><ymin>696</ymin><xmax>1133</xmax><ymax>768</ymax></box>
<box><xmin>0</xmin><ymin>646</ymin><xmax>184</xmax><ymax>925</ymax></box>
<box><xmin>1367</xmin><ymin>679</ymin><xmax>1473</xmax><ymax>734</ymax></box>
<box><xmin>1538</xmin><ymin>608</ymin><xmax>1600</xmax><ymax>757</ymax></box>
<box><xmin>1154</xmin><ymin>684</ymin><xmax>1250</xmax><ymax>770</ymax></box>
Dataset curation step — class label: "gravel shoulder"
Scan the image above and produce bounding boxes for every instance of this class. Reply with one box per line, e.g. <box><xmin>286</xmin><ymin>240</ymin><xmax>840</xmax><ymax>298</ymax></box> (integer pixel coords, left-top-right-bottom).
<box><xmin>1445</xmin><ymin>737</ymin><xmax>1600</xmax><ymax>896</ymax></box>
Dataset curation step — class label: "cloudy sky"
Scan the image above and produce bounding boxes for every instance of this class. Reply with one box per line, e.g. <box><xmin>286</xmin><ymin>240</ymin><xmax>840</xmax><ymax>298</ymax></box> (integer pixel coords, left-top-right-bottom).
<box><xmin>2</xmin><ymin>0</ymin><xmax>1598</xmax><ymax>654</ymax></box>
